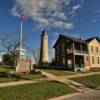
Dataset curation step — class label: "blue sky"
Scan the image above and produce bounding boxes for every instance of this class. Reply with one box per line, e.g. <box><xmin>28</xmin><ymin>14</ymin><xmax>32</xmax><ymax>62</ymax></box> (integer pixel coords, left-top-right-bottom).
<box><xmin>0</xmin><ymin>0</ymin><xmax>100</xmax><ymax>50</ymax></box>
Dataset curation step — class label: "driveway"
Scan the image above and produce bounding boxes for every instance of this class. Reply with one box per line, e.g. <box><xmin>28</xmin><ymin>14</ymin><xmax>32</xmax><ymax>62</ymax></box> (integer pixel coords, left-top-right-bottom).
<box><xmin>63</xmin><ymin>89</ymin><xmax>100</xmax><ymax>100</ymax></box>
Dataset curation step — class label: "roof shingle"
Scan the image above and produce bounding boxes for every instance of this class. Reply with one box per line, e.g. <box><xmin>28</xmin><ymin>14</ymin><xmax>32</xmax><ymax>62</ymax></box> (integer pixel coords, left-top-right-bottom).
<box><xmin>53</xmin><ymin>35</ymin><xmax>87</xmax><ymax>48</ymax></box>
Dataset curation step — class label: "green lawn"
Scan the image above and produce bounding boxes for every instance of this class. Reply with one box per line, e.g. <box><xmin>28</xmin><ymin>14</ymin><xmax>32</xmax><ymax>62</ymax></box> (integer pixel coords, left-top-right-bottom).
<box><xmin>70</xmin><ymin>74</ymin><xmax>100</xmax><ymax>89</ymax></box>
<box><xmin>0</xmin><ymin>67</ymin><xmax>12</xmax><ymax>73</ymax></box>
<box><xmin>43</xmin><ymin>69</ymin><xmax>77</xmax><ymax>76</ymax></box>
<box><xmin>0</xmin><ymin>74</ymin><xmax>45</xmax><ymax>83</ymax></box>
<box><xmin>21</xmin><ymin>74</ymin><xmax>46</xmax><ymax>80</ymax></box>
<box><xmin>90</xmin><ymin>68</ymin><xmax>100</xmax><ymax>72</ymax></box>
<box><xmin>0</xmin><ymin>77</ymin><xmax>18</xmax><ymax>83</ymax></box>
<box><xmin>0</xmin><ymin>67</ymin><xmax>46</xmax><ymax>83</ymax></box>
<box><xmin>0</xmin><ymin>67</ymin><xmax>16</xmax><ymax>83</ymax></box>
<box><xmin>0</xmin><ymin>81</ymin><xmax>76</xmax><ymax>100</ymax></box>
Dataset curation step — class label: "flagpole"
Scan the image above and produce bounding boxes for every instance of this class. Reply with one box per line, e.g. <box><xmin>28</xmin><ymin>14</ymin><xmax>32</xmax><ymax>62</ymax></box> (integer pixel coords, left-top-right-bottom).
<box><xmin>20</xmin><ymin>19</ymin><xmax>23</xmax><ymax>61</ymax></box>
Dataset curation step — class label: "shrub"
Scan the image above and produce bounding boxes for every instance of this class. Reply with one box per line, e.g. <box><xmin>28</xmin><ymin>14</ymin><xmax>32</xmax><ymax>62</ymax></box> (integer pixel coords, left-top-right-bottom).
<box><xmin>0</xmin><ymin>72</ymin><xmax>11</xmax><ymax>78</ymax></box>
<box><xmin>31</xmin><ymin>69</ymin><xmax>41</xmax><ymax>74</ymax></box>
<box><xmin>50</xmin><ymin>59</ymin><xmax>56</xmax><ymax>66</ymax></box>
<box><xmin>2</xmin><ymin>53</ymin><xmax>18</xmax><ymax>67</ymax></box>
<box><xmin>11</xmin><ymin>73</ymin><xmax>22</xmax><ymax>81</ymax></box>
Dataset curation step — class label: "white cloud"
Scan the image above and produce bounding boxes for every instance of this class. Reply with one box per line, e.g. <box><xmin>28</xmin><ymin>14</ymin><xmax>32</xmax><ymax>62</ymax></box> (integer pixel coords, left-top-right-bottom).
<box><xmin>11</xmin><ymin>0</ymin><xmax>83</xmax><ymax>29</ymax></box>
<box><xmin>92</xmin><ymin>9</ymin><xmax>100</xmax><ymax>23</ymax></box>
<box><xmin>54</xmin><ymin>32</ymin><xmax>60</xmax><ymax>37</ymax></box>
<box><xmin>93</xmin><ymin>10</ymin><xmax>100</xmax><ymax>14</ymax></box>
<box><xmin>73</xmin><ymin>4</ymin><xmax>80</xmax><ymax>11</ymax></box>
<box><xmin>11</xmin><ymin>4</ymin><xmax>20</xmax><ymax>18</ymax></box>
<box><xmin>68</xmin><ymin>0</ymin><xmax>83</xmax><ymax>18</ymax></box>
<box><xmin>91</xmin><ymin>19</ymin><xmax>97</xmax><ymax>23</ymax></box>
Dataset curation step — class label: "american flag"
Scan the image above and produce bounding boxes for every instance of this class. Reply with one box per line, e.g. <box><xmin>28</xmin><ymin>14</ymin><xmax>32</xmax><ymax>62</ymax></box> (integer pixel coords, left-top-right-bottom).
<box><xmin>21</xmin><ymin>15</ymin><xmax>27</xmax><ymax>20</ymax></box>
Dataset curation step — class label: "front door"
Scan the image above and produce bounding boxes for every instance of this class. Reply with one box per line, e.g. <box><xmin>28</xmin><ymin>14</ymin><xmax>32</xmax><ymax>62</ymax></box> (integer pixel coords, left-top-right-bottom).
<box><xmin>75</xmin><ymin>55</ymin><xmax>84</xmax><ymax>68</ymax></box>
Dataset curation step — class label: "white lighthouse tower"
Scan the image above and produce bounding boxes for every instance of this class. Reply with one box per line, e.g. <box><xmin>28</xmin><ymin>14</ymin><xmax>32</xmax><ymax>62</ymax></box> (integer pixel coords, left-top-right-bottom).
<box><xmin>39</xmin><ymin>30</ymin><xmax>48</xmax><ymax>64</ymax></box>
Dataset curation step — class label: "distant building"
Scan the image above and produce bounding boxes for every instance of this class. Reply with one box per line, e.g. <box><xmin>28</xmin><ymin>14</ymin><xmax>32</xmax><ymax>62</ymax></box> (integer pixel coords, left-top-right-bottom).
<box><xmin>39</xmin><ymin>30</ymin><xmax>48</xmax><ymax>64</ymax></box>
<box><xmin>16</xmin><ymin>48</ymin><xmax>26</xmax><ymax>60</ymax></box>
<box><xmin>86</xmin><ymin>37</ymin><xmax>100</xmax><ymax>68</ymax></box>
<box><xmin>53</xmin><ymin>35</ymin><xmax>90</xmax><ymax>71</ymax></box>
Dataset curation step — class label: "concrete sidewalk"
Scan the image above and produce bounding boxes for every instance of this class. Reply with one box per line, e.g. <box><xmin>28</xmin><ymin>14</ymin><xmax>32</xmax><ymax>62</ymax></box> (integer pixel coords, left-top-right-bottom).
<box><xmin>60</xmin><ymin>71</ymin><xmax>100</xmax><ymax>79</ymax></box>
<box><xmin>0</xmin><ymin>70</ymin><xmax>99</xmax><ymax>100</ymax></box>
<box><xmin>41</xmin><ymin>70</ymin><xmax>93</xmax><ymax>92</ymax></box>
<box><xmin>0</xmin><ymin>70</ymin><xmax>99</xmax><ymax>88</ymax></box>
<box><xmin>0</xmin><ymin>78</ymin><xmax>47</xmax><ymax>88</ymax></box>
<box><xmin>49</xmin><ymin>90</ymin><xmax>100</xmax><ymax>100</ymax></box>
<box><xmin>41</xmin><ymin>70</ymin><xmax>100</xmax><ymax>80</ymax></box>
<box><xmin>49</xmin><ymin>93</ymin><xmax>81</xmax><ymax>100</ymax></box>
<box><xmin>62</xmin><ymin>90</ymin><xmax>100</xmax><ymax>100</ymax></box>
<box><xmin>42</xmin><ymin>70</ymin><xmax>99</xmax><ymax>100</ymax></box>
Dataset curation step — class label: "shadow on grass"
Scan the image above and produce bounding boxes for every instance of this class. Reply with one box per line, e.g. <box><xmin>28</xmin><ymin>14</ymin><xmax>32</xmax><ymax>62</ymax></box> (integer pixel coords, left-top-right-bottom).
<box><xmin>86</xmin><ymin>85</ymin><xmax>96</xmax><ymax>89</ymax></box>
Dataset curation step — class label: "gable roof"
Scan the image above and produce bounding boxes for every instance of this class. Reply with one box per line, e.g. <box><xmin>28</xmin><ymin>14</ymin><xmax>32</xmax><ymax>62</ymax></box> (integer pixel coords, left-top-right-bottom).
<box><xmin>85</xmin><ymin>37</ymin><xmax>100</xmax><ymax>43</ymax></box>
<box><xmin>53</xmin><ymin>35</ymin><xmax>87</xmax><ymax>48</ymax></box>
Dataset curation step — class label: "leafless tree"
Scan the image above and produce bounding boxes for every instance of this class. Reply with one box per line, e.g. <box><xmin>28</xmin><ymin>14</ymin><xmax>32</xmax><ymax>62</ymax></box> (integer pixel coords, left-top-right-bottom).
<box><xmin>0</xmin><ymin>33</ymin><xmax>20</xmax><ymax>66</ymax></box>
<box><xmin>31</xmin><ymin>48</ymin><xmax>40</xmax><ymax>66</ymax></box>
<box><xmin>0</xmin><ymin>33</ymin><xmax>20</xmax><ymax>53</ymax></box>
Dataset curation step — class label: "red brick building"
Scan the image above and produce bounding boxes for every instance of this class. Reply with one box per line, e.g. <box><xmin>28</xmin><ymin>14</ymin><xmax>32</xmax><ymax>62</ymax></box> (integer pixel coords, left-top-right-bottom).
<box><xmin>53</xmin><ymin>35</ymin><xmax>90</xmax><ymax>71</ymax></box>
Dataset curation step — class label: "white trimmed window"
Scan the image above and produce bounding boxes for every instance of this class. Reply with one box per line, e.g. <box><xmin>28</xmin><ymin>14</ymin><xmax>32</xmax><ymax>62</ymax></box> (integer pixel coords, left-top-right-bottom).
<box><xmin>96</xmin><ymin>57</ymin><xmax>99</xmax><ymax>64</ymax></box>
<box><xmin>62</xmin><ymin>44</ymin><xmax>65</xmax><ymax>53</ymax></box>
<box><xmin>92</xmin><ymin>56</ymin><xmax>95</xmax><ymax>64</ymax></box>
<box><xmin>57</xmin><ymin>56</ymin><xmax>59</xmax><ymax>62</ymax></box>
<box><xmin>56</xmin><ymin>46</ymin><xmax>59</xmax><ymax>53</ymax></box>
<box><xmin>62</xmin><ymin>56</ymin><xmax>65</xmax><ymax>64</ymax></box>
<box><xmin>96</xmin><ymin>47</ymin><xmax>99</xmax><ymax>53</ymax></box>
<box><xmin>91</xmin><ymin>46</ymin><xmax>93</xmax><ymax>52</ymax></box>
